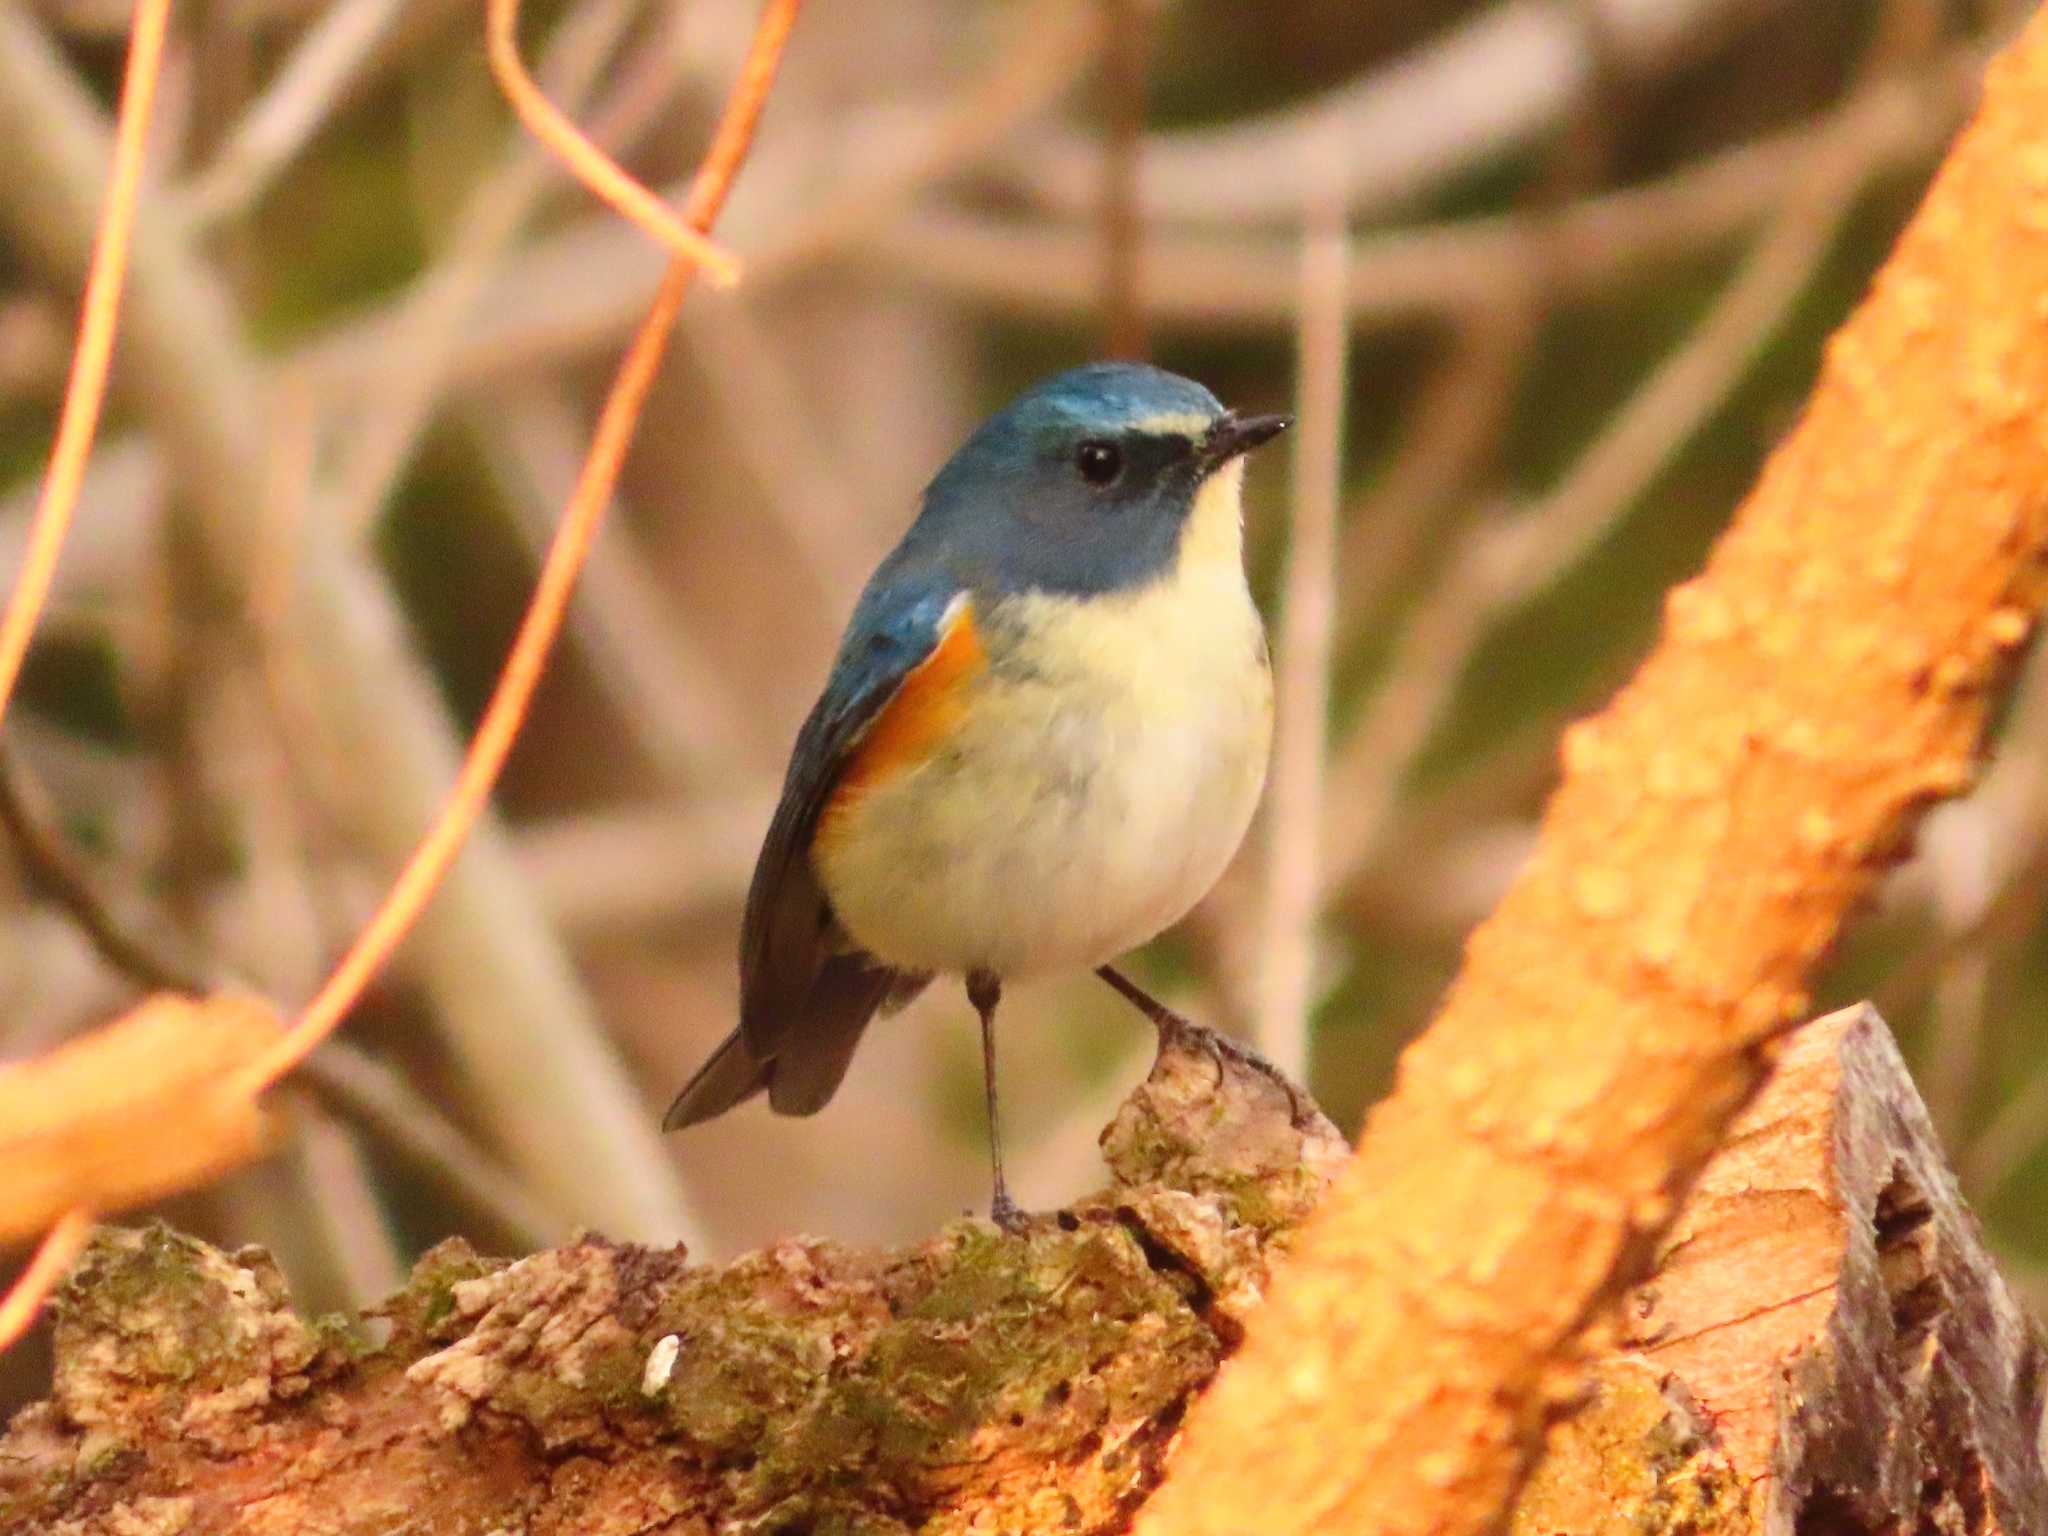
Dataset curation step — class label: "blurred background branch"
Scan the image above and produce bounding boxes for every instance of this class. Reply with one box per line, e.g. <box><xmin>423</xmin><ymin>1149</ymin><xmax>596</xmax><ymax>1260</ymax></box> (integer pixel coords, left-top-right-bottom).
<box><xmin>0</xmin><ymin>0</ymin><xmax>700</xmax><ymax>1253</ymax></box>
<box><xmin>2</xmin><ymin>0</ymin><xmax>2042</xmax><ymax>1429</ymax></box>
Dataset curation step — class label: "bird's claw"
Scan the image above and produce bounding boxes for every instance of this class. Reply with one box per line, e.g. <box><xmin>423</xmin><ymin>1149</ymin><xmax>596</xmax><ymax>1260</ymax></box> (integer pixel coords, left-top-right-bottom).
<box><xmin>989</xmin><ymin>1190</ymin><xmax>1031</xmax><ymax>1234</ymax></box>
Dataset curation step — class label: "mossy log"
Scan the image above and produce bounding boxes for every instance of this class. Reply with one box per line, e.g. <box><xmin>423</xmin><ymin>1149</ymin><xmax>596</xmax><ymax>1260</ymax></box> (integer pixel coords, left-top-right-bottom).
<box><xmin>0</xmin><ymin>1022</ymin><xmax>1346</xmax><ymax>1535</ymax></box>
<box><xmin>2</xmin><ymin>1006</ymin><xmax>2041</xmax><ymax>1533</ymax></box>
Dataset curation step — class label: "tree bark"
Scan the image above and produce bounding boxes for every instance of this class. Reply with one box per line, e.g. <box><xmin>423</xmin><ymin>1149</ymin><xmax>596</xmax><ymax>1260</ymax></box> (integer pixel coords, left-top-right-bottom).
<box><xmin>3</xmin><ymin>1007</ymin><xmax>2040</xmax><ymax>1534</ymax></box>
<box><xmin>0</xmin><ymin>1021</ymin><xmax>1347</xmax><ymax>1535</ymax></box>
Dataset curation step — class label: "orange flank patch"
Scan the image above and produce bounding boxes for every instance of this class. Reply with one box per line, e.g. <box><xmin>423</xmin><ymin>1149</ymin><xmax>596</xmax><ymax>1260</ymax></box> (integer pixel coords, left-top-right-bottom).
<box><xmin>817</xmin><ymin>598</ymin><xmax>986</xmax><ymax>848</ymax></box>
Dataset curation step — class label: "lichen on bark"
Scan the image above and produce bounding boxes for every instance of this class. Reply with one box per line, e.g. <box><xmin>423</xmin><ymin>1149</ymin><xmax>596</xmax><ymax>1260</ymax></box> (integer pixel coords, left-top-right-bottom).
<box><xmin>1506</xmin><ymin>1359</ymin><xmax>1745</xmax><ymax>1536</ymax></box>
<box><xmin>8</xmin><ymin>1007</ymin><xmax>2040</xmax><ymax>1532</ymax></box>
<box><xmin>0</xmin><ymin>1021</ymin><xmax>1346</xmax><ymax>1534</ymax></box>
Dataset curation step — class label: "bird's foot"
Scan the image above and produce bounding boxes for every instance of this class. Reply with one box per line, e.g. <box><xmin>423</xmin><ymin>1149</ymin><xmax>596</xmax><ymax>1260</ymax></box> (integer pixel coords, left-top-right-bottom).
<box><xmin>1096</xmin><ymin>964</ymin><xmax>1322</xmax><ymax>1131</ymax></box>
<box><xmin>988</xmin><ymin>1190</ymin><xmax>1031</xmax><ymax>1234</ymax></box>
<box><xmin>1172</xmin><ymin>1019</ymin><xmax>1325</xmax><ymax>1133</ymax></box>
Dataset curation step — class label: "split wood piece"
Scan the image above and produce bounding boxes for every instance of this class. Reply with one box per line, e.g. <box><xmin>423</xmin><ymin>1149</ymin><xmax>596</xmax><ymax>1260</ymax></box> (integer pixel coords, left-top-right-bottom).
<box><xmin>1512</xmin><ymin>1003</ymin><xmax>2048</xmax><ymax>1535</ymax></box>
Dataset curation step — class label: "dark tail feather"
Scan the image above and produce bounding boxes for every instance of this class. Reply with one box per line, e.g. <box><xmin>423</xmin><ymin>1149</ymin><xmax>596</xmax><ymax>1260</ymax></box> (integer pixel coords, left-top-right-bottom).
<box><xmin>662</xmin><ymin>1030</ymin><xmax>770</xmax><ymax>1131</ymax></box>
<box><xmin>665</xmin><ymin>959</ymin><xmax>931</xmax><ymax>1130</ymax></box>
<box><xmin>766</xmin><ymin>959</ymin><xmax>930</xmax><ymax>1115</ymax></box>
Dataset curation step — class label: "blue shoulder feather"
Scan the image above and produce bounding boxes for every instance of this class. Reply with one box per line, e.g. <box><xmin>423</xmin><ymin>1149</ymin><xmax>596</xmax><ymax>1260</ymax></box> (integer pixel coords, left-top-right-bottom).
<box><xmin>665</xmin><ymin>563</ymin><xmax>952</xmax><ymax>1130</ymax></box>
<box><xmin>736</xmin><ymin>565</ymin><xmax>956</xmax><ymax>1054</ymax></box>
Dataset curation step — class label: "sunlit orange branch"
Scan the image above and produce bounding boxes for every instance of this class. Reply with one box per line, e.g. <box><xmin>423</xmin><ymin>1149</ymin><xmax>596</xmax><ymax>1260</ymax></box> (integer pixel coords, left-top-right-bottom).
<box><xmin>1137</xmin><ymin>15</ymin><xmax>2048</xmax><ymax>1533</ymax></box>
<box><xmin>0</xmin><ymin>1208</ymin><xmax>92</xmax><ymax>1353</ymax></box>
<box><xmin>232</xmin><ymin>0</ymin><xmax>803</xmax><ymax>1098</ymax></box>
<box><xmin>0</xmin><ymin>0</ymin><xmax>179</xmax><ymax>1355</ymax></box>
<box><xmin>0</xmin><ymin>0</ymin><xmax>171</xmax><ymax>727</ymax></box>
<box><xmin>484</xmin><ymin>0</ymin><xmax>742</xmax><ymax>287</ymax></box>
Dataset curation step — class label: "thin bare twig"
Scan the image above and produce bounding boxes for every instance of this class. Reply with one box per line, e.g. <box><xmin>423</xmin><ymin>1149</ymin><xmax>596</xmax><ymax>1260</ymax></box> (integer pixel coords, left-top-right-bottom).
<box><xmin>235</xmin><ymin>0</ymin><xmax>806</xmax><ymax>1097</ymax></box>
<box><xmin>216</xmin><ymin>1099</ymin><xmax>405</xmax><ymax>1316</ymax></box>
<box><xmin>0</xmin><ymin>731</ymin><xmax>569</xmax><ymax>1250</ymax></box>
<box><xmin>1920</xmin><ymin>801</ymin><xmax>1997</xmax><ymax>1143</ymax></box>
<box><xmin>0</xmin><ymin>8</ymin><xmax>181</xmax><ymax>1345</ymax></box>
<box><xmin>678</xmin><ymin>295</ymin><xmax>879</xmax><ymax>618</ymax></box>
<box><xmin>291</xmin><ymin>1104</ymin><xmax>407</xmax><ymax>1308</ymax></box>
<box><xmin>287</xmin><ymin>0</ymin><xmax>1107</xmax><ymax>389</ymax></box>
<box><xmin>465</xmin><ymin>382</ymin><xmax>751</xmax><ymax>785</ymax></box>
<box><xmin>176</xmin><ymin>0</ymin><xmax>405</xmax><ymax>225</ymax></box>
<box><xmin>1004</xmin><ymin>0</ymin><xmax>1791</xmax><ymax>226</ymax></box>
<box><xmin>1254</xmin><ymin>182</ymin><xmax>1348</xmax><ymax>1079</ymax></box>
<box><xmin>1320</xmin><ymin>108</ymin><xmax>1878</xmax><ymax>888</ymax></box>
<box><xmin>301</xmin><ymin>1042</ymin><xmax>563</xmax><ymax>1251</ymax></box>
<box><xmin>0</xmin><ymin>0</ymin><xmax>170</xmax><ymax>726</ymax></box>
<box><xmin>879</xmin><ymin>53</ymin><xmax>1976</xmax><ymax>327</ymax></box>
<box><xmin>1336</xmin><ymin>306</ymin><xmax>1538</xmax><ymax>637</ymax></box>
<box><xmin>513</xmin><ymin>792</ymin><xmax>773</xmax><ymax>937</ymax></box>
<box><xmin>1962</xmin><ymin>1064</ymin><xmax>2048</xmax><ymax>1204</ymax></box>
<box><xmin>0</xmin><ymin>0</ymin><xmax>693</xmax><ymax>1241</ymax></box>
<box><xmin>1899</xmin><ymin>641</ymin><xmax>2048</xmax><ymax>1155</ymax></box>
<box><xmin>484</xmin><ymin>0</ymin><xmax>737</xmax><ymax>281</ymax></box>
<box><xmin>328</xmin><ymin>0</ymin><xmax>645</xmax><ymax>535</ymax></box>
<box><xmin>295</xmin><ymin>49</ymin><xmax>1969</xmax><ymax>394</ymax></box>
<box><xmin>44</xmin><ymin>0</ymin><xmax>333</xmax><ymax>31</ymax></box>
<box><xmin>0</xmin><ymin>437</ymin><xmax>162</xmax><ymax>602</ymax></box>
<box><xmin>0</xmin><ymin>1208</ymin><xmax>92</xmax><ymax>1353</ymax></box>
<box><xmin>0</xmin><ymin>739</ymin><xmax>213</xmax><ymax>995</ymax></box>
<box><xmin>725</xmin><ymin>0</ymin><xmax>1102</xmax><ymax>276</ymax></box>
<box><xmin>1878</xmin><ymin>829</ymin><xmax>2048</xmax><ymax>1011</ymax></box>
<box><xmin>1928</xmin><ymin>656</ymin><xmax>2048</xmax><ymax>1192</ymax></box>
<box><xmin>1097</xmin><ymin>0</ymin><xmax>1148</xmax><ymax>359</ymax></box>
<box><xmin>0</xmin><ymin>296</ymin><xmax>69</xmax><ymax>399</ymax></box>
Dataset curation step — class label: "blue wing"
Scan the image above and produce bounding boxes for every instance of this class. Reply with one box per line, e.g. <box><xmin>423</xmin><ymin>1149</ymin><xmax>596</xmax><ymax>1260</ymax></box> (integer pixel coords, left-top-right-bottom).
<box><xmin>663</xmin><ymin>569</ymin><xmax>954</xmax><ymax>1129</ymax></box>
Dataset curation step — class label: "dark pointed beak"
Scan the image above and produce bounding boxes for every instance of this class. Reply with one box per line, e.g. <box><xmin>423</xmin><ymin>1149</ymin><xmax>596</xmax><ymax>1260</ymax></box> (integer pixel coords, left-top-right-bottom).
<box><xmin>1199</xmin><ymin>410</ymin><xmax>1293</xmax><ymax>470</ymax></box>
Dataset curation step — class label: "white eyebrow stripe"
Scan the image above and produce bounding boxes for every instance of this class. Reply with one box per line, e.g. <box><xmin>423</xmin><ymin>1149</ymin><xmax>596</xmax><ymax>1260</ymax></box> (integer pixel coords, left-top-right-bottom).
<box><xmin>1126</xmin><ymin>410</ymin><xmax>1213</xmax><ymax>437</ymax></box>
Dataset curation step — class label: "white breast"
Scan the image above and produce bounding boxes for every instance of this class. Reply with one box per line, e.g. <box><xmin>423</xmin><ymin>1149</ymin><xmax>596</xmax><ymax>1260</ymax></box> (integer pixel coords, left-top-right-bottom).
<box><xmin>818</xmin><ymin>462</ymin><xmax>1273</xmax><ymax>979</ymax></box>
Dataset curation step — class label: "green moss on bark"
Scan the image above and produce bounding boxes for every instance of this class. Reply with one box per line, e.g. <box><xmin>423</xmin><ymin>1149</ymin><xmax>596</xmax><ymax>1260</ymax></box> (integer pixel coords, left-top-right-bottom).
<box><xmin>3</xmin><ymin>1019</ymin><xmax>1347</xmax><ymax>1534</ymax></box>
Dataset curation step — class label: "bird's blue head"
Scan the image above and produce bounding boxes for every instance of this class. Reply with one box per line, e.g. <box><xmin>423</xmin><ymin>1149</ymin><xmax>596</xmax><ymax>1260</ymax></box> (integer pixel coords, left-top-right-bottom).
<box><xmin>911</xmin><ymin>362</ymin><xmax>1290</xmax><ymax>598</ymax></box>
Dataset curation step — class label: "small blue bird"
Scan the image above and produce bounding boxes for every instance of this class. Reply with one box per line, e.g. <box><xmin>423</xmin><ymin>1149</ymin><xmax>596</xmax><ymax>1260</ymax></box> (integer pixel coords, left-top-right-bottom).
<box><xmin>663</xmin><ymin>362</ymin><xmax>1289</xmax><ymax>1226</ymax></box>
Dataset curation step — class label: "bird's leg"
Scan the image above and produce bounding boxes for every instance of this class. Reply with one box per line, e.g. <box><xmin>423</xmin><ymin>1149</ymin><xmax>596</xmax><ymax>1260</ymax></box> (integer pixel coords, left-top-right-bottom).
<box><xmin>1094</xmin><ymin>962</ymin><xmax>1192</xmax><ymax>1038</ymax></box>
<box><xmin>1094</xmin><ymin>963</ymin><xmax>1316</xmax><ymax>1125</ymax></box>
<box><xmin>967</xmin><ymin>969</ymin><xmax>1026</xmax><ymax>1232</ymax></box>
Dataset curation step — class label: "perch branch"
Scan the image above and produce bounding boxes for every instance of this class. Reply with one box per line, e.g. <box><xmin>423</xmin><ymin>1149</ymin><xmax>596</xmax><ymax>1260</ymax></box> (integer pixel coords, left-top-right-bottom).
<box><xmin>10</xmin><ymin>1007</ymin><xmax>2039</xmax><ymax>1530</ymax></box>
<box><xmin>0</xmin><ymin>1023</ymin><xmax>1351</xmax><ymax>1531</ymax></box>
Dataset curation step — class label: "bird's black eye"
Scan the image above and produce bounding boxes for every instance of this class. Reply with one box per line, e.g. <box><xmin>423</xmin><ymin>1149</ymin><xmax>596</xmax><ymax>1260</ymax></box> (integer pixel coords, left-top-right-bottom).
<box><xmin>1075</xmin><ymin>439</ymin><xmax>1123</xmax><ymax>486</ymax></box>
